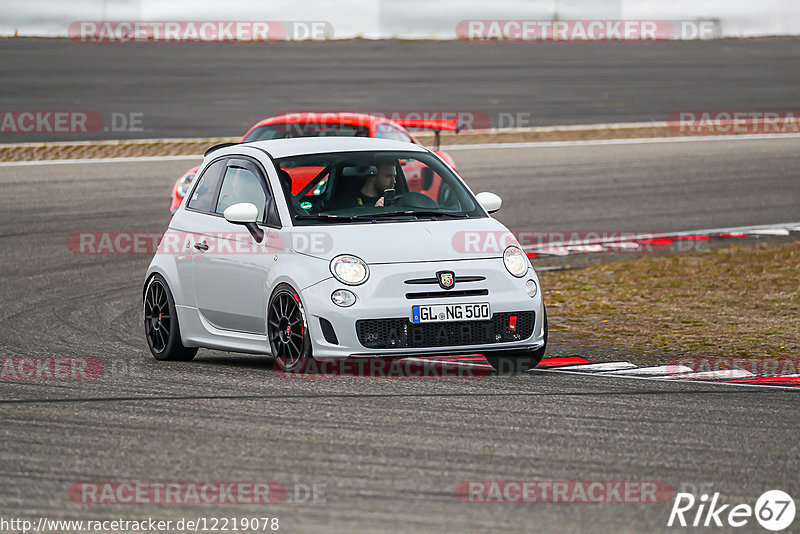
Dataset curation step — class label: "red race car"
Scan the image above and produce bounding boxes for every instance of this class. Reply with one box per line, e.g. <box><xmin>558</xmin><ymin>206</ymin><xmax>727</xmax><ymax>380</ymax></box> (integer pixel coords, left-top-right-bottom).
<box><xmin>169</xmin><ymin>112</ymin><xmax>461</xmax><ymax>213</ymax></box>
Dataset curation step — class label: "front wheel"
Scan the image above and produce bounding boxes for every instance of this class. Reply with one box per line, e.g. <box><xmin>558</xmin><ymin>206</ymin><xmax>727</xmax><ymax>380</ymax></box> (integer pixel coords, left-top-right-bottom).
<box><xmin>143</xmin><ymin>274</ymin><xmax>198</xmax><ymax>361</ymax></box>
<box><xmin>268</xmin><ymin>284</ymin><xmax>312</xmax><ymax>373</ymax></box>
<box><xmin>485</xmin><ymin>307</ymin><xmax>548</xmax><ymax>375</ymax></box>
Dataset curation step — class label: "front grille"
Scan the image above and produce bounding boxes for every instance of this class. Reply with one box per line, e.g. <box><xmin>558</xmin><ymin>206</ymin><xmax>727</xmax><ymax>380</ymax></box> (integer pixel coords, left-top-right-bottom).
<box><xmin>405</xmin><ymin>289</ymin><xmax>489</xmax><ymax>300</ymax></box>
<box><xmin>356</xmin><ymin>311</ymin><xmax>535</xmax><ymax>349</ymax></box>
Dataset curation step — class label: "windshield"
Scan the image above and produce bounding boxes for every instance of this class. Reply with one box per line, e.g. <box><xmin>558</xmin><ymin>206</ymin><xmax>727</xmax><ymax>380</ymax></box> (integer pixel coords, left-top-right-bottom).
<box><xmin>273</xmin><ymin>151</ymin><xmax>484</xmax><ymax>225</ymax></box>
<box><xmin>243</xmin><ymin>122</ymin><xmax>370</xmax><ymax>141</ymax></box>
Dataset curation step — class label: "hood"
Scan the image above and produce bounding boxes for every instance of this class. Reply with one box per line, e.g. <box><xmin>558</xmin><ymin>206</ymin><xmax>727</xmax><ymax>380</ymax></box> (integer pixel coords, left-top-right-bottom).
<box><xmin>291</xmin><ymin>217</ymin><xmax>520</xmax><ymax>264</ymax></box>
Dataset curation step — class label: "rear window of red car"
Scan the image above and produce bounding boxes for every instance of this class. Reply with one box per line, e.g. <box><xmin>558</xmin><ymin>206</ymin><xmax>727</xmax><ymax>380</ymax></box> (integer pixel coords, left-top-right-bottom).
<box><xmin>243</xmin><ymin>122</ymin><xmax>370</xmax><ymax>141</ymax></box>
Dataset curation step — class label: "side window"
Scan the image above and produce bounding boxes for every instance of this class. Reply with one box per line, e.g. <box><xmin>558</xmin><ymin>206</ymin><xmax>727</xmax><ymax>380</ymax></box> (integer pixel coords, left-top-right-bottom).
<box><xmin>215</xmin><ymin>162</ymin><xmax>269</xmax><ymax>221</ymax></box>
<box><xmin>375</xmin><ymin>123</ymin><xmax>412</xmax><ymax>143</ymax></box>
<box><xmin>187</xmin><ymin>159</ymin><xmax>226</xmax><ymax>213</ymax></box>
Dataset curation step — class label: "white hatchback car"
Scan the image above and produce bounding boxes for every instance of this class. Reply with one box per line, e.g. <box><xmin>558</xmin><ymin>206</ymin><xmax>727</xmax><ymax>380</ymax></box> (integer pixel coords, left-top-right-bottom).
<box><xmin>143</xmin><ymin>137</ymin><xmax>547</xmax><ymax>373</ymax></box>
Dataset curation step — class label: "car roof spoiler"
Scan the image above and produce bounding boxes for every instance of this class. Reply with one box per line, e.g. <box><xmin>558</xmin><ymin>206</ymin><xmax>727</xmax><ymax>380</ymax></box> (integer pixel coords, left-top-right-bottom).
<box><xmin>204</xmin><ymin>142</ymin><xmax>239</xmax><ymax>157</ymax></box>
<box><xmin>393</xmin><ymin>118</ymin><xmax>462</xmax><ymax>151</ymax></box>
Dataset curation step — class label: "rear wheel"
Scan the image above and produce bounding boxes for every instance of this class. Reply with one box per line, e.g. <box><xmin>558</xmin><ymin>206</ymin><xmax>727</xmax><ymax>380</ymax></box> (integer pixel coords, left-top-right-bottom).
<box><xmin>143</xmin><ymin>274</ymin><xmax>198</xmax><ymax>361</ymax></box>
<box><xmin>268</xmin><ymin>284</ymin><xmax>312</xmax><ymax>373</ymax></box>
<box><xmin>485</xmin><ymin>307</ymin><xmax>548</xmax><ymax>375</ymax></box>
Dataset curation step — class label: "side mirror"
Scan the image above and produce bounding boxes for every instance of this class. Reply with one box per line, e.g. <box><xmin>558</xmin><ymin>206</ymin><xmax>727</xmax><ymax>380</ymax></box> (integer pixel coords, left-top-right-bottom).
<box><xmin>475</xmin><ymin>192</ymin><xmax>502</xmax><ymax>214</ymax></box>
<box><xmin>223</xmin><ymin>203</ymin><xmax>259</xmax><ymax>224</ymax></box>
<box><xmin>223</xmin><ymin>203</ymin><xmax>263</xmax><ymax>242</ymax></box>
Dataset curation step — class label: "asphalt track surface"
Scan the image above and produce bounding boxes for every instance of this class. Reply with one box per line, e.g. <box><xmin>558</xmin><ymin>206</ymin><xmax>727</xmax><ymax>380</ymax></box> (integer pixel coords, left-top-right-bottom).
<box><xmin>1</xmin><ymin>137</ymin><xmax>799</xmax><ymax>531</ymax></box>
<box><xmin>2</xmin><ymin>38</ymin><xmax>800</xmax><ymax>141</ymax></box>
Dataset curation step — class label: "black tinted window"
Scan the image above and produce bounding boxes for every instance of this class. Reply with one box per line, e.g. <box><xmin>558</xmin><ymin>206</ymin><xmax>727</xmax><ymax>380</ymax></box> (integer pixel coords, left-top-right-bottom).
<box><xmin>187</xmin><ymin>159</ymin><xmax>225</xmax><ymax>213</ymax></box>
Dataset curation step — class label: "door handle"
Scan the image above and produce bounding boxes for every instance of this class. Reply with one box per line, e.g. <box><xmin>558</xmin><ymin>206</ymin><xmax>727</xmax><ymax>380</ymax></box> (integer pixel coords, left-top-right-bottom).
<box><xmin>194</xmin><ymin>241</ymin><xmax>209</xmax><ymax>251</ymax></box>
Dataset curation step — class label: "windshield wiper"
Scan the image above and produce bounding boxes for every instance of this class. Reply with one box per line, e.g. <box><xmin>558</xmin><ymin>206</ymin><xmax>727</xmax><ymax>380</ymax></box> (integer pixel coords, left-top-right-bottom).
<box><xmin>399</xmin><ymin>210</ymin><xmax>469</xmax><ymax>218</ymax></box>
<box><xmin>350</xmin><ymin>211</ymin><xmax>419</xmax><ymax>220</ymax></box>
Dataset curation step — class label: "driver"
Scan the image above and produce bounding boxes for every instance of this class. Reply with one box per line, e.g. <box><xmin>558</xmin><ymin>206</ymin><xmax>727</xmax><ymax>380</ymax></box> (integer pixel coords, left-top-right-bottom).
<box><xmin>356</xmin><ymin>161</ymin><xmax>396</xmax><ymax>207</ymax></box>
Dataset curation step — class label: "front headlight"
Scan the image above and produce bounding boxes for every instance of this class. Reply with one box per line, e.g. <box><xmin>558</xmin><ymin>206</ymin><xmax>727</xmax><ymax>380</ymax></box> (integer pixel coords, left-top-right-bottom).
<box><xmin>176</xmin><ymin>173</ymin><xmax>195</xmax><ymax>198</ymax></box>
<box><xmin>503</xmin><ymin>246</ymin><xmax>529</xmax><ymax>277</ymax></box>
<box><xmin>330</xmin><ymin>255</ymin><xmax>369</xmax><ymax>285</ymax></box>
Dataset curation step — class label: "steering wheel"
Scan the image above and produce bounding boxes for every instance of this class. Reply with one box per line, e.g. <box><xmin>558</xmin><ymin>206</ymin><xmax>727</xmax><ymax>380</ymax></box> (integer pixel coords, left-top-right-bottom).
<box><xmin>393</xmin><ymin>191</ymin><xmax>439</xmax><ymax>209</ymax></box>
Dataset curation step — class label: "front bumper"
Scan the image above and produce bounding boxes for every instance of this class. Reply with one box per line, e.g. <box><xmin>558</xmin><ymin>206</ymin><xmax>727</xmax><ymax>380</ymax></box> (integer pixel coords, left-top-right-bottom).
<box><xmin>298</xmin><ymin>257</ymin><xmax>545</xmax><ymax>360</ymax></box>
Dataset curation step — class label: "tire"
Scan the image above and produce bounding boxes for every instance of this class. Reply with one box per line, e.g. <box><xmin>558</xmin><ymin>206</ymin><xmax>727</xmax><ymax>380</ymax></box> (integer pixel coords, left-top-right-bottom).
<box><xmin>143</xmin><ymin>274</ymin><xmax>198</xmax><ymax>361</ymax></box>
<box><xmin>268</xmin><ymin>283</ymin><xmax>312</xmax><ymax>373</ymax></box>
<box><xmin>485</xmin><ymin>307</ymin><xmax>548</xmax><ymax>375</ymax></box>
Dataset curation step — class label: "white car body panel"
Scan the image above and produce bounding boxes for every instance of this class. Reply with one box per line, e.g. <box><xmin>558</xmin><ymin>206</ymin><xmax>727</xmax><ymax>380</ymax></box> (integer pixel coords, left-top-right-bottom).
<box><xmin>146</xmin><ymin>137</ymin><xmax>546</xmax><ymax>361</ymax></box>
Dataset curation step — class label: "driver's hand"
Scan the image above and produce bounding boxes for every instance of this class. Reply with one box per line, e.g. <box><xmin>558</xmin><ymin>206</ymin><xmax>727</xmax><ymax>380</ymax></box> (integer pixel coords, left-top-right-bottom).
<box><xmin>375</xmin><ymin>197</ymin><xmax>385</xmax><ymax>207</ymax></box>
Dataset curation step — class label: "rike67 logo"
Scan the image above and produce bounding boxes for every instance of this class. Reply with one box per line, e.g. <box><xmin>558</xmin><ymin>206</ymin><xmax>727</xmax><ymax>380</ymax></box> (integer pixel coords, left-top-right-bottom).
<box><xmin>668</xmin><ymin>490</ymin><xmax>796</xmax><ymax>531</ymax></box>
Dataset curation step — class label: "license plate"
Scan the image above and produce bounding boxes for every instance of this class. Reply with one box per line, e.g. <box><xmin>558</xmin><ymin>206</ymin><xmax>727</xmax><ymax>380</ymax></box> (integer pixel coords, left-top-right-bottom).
<box><xmin>411</xmin><ymin>302</ymin><xmax>491</xmax><ymax>323</ymax></box>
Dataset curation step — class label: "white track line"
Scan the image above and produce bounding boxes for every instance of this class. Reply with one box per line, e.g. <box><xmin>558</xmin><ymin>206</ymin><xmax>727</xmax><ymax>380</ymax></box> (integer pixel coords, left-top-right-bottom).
<box><xmin>543</xmin><ymin>362</ymin><xmax>775</xmax><ymax>383</ymax></box>
<box><xmin>552</xmin><ymin>361</ymin><xmax>638</xmax><ymax>372</ymax></box>
<box><xmin>566</xmin><ymin>244</ymin><xmax>605</xmax><ymax>253</ymax></box>
<box><xmin>442</xmin><ymin>132</ymin><xmax>800</xmax><ymax>151</ymax></box>
<box><xmin>534</xmin><ymin>367</ymin><xmax>800</xmax><ymax>391</ymax></box>
<box><xmin>671</xmin><ymin>369</ymin><xmax>755</xmax><ymax>380</ymax></box>
<box><xmin>747</xmin><ymin>228</ymin><xmax>791</xmax><ymax>236</ymax></box>
<box><xmin>605</xmin><ymin>365</ymin><xmax>693</xmax><ymax>377</ymax></box>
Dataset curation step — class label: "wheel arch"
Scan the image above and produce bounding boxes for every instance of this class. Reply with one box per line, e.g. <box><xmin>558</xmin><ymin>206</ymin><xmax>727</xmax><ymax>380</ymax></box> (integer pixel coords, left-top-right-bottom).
<box><xmin>144</xmin><ymin>260</ymin><xmax>188</xmax><ymax>307</ymax></box>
